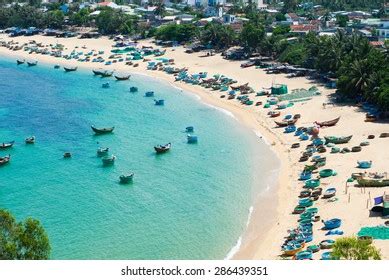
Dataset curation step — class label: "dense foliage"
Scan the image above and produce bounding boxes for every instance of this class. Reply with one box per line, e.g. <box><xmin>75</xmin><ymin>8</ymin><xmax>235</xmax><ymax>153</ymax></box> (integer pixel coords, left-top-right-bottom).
<box><xmin>155</xmin><ymin>23</ymin><xmax>196</xmax><ymax>43</ymax></box>
<box><xmin>0</xmin><ymin>209</ymin><xmax>51</xmax><ymax>260</ymax></box>
<box><xmin>95</xmin><ymin>8</ymin><xmax>138</xmax><ymax>35</ymax></box>
<box><xmin>332</xmin><ymin>237</ymin><xmax>381</xmax><ymax>260</ymax></box>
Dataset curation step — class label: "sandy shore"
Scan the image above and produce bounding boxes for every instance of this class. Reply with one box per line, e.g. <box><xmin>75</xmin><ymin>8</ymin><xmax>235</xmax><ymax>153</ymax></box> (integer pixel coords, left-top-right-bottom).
<box><xmin>1</xmin><ymin>34</ymin><xmax>388</xmax><ymax>259</ymax></box>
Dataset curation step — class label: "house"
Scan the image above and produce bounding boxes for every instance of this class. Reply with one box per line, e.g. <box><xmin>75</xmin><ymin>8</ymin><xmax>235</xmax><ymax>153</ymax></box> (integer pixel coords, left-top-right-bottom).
<box><xmin>223</xmin><ymin>14</ymin><xmax>236</xmax><ymax>24</ymax></box>
<box><xmin>377</xmin><ymin>20</ymin><xmax>389</xmax><ymax>40</ymax></box>
<box><xmin>369</xmin><ymin>41</ymin><xmax>384</xmax><ymax>48</ymax></box>
<box><xmin>290</xmin><ymin>24</ymin><xmax>318</xmax><ymax>35</ymax></box>
<box><xmin>285</xmin><ymin>13</ymin><xmax>300</xmax><ymax>24</ymax></box>
<box><xmin>97</xmin><ymin>1</ymin><xmax>119</xmax><ymax>9</ymax></box>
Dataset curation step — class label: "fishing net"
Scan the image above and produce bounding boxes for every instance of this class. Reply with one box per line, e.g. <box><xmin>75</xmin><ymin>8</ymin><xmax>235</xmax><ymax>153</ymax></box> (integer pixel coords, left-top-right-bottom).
<box><xmin>358</xmin><ymin>226</ymin><xmax>389</xmax><ymax>239</ymax></box>
<box><xmin>279</xmin><ymin>87</ymin><xmax>321</xmax><ymax>102</ymax></box>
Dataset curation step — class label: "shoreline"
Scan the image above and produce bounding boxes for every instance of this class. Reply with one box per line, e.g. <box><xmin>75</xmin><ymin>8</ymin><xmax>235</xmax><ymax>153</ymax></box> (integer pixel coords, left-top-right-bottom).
<box><xmin>0</xmin><ymin>38</ymin><xmax>286</xmax><ymax>259</ymax></box>
<box><xmin>1</xmin><ymin>34</ymin><xmax>388</xmax><ymax>259</ymax></box>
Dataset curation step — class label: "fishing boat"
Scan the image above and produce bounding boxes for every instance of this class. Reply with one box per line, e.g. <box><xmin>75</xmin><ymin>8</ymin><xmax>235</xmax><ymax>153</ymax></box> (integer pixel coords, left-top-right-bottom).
<box><xmin>97</xmin><ymin>147</ymin><xmax>109</xmax><ymax>157</ymax></box>
<box><xmin>315</xmin><ymin>117</ymin><xmax>340</xmax><ymax>127</ymax></box>
<box><xmin>145</xmin><ymin>91</ymin><xmax>154</xmax><ymax>97</ymax></box>
<box><xmin>64</xmin><ymin>66</ymin><xmax>77</xmax><ymax>72</ymax></box>
<box><xmin>130</xmin><ymin>87</ymin><xmax>138</xmax><ymax>92</ymax></box>
<box><xmin>154</xmin><ymin>143</ymin><xmax>171</xmax><ymax>154</ymax></box>
<box><xmin>324</xmin><ymin>135</ymin><xmax>352</xmax><ymax>144</ymax></box>
<box><xmin>323</xmin><ymin>218</ymin><xmax>341</xmax><ymax>230</ymax></box>
<box><xmin>114</xmin><ymin>74</ymin><xmax>130</xmax><ymax>81</ymax></box>
<box><xmin>283</xmin><ymin>243</ymin><xmax>303</xmax><ymax>256</ymax></box>
<box><xmin>185</xmin><ymin>126</ymin><xmax>194</xmax><ymax>133</ymax></box>
<box><xmin>0</xmin><ymin>155</ymin><xmax>11</xmax><ymax>166</ymax></box>
<box><xmin>25</xmin><ymin>136</ymin><xmax>35</xmax><ymax>144</ymax></box>
<box><xmin>101</xmin><ymin>70</ymin><xmax>113</xmax><ymax>77</ymax></box>
<box><xmin>274</xmin><ymin>118</ymin><xmax>298</xmax><ymax>127</ymax></box>
<box><xmin>16</xmin><ymin>59</ymin><xmax>25</xmax><ymax>65</ymax></box>
<box><xmin>0</xmin><ymin>141</ymin><xmax>15</xmax><ymax>149</ymax></box>
<box><xmin>91</xmin><ymin>126</ymin><xmax>115</xmax><ymax>135</ymax></box>
<box><xmin>322</xmin><ymin>188</ymin><xmax>336</xmax><ymax>198</ymax></box>
<box><xmin>119</xmin><ymin>173</ymin><xmax>134</xmax><ymax>184</ymax></box>
<box><xmin>357</xmin><ymin>160</ymin><xmax>372</xmax><ymax>169</ymax></box>
<box><xmin>187</xmin><ymin>134</ymin><xmax>198</xmax><ymax>144</ymax></box>
<box><xmin>102</xmin><ymin>155</ymin><xmax>116</xmax><ymax>165</ymax></box>
<box><xmin>63</xmin><ymin>152</ymin><xmax>71</xmax><ymax>158</ymax></box>
<box><xmin>357</xmin><ymin>177</ymin><xmax>389</xmax><ymax>187</ymax></box>
<box><xmin>92</xmin><ymin>68</ymin><xmax>105</xmax><ymax>75</ymax></box>
<box><xmin>268</xmin><ymin>111</ymin><xmax>281</xmax><ymax>118</ymax></box>
<box><xmin>320</xmin><ymin>240</ymin><xmax>335</xmax><ymax>250</ymax></box>
<box><xmin>154</xmin><ymin>99</ymin><xmax>164</xmax><ymax>106</ymax></box>
<box><xmin>27</xmin><ymin>60</ymin><xmax>38</xmax><ymax>66</ymax></box>
<box><xmin>54</xmin><ymin>64</ymin><xmax>60</xmax><ymax>69</ymax></box>
<box><xmin>299</xmin><ymin>171</ymin><xmax>312</xmax><ymax>181</ymax></box>
<box><xmin>102</xmin><ymin>83</ymin><xmax>110</xmax><ymax>88</ymax></box>
<box><xmin>295</xmin><ymin>250</ymin><xmax>312</xmax><ymax>260</ymax></box>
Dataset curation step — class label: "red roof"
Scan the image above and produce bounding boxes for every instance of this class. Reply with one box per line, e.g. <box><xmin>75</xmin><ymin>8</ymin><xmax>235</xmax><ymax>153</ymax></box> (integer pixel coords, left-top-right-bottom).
<box><xmin>287</xmin><ymin>13</ymin><xmax>299</xmax><ymax>20</ymax></box>
<box><xmin>98</xmin><ymin>1</ymin><xmax>113</xmax><ymax>6</ymax></box>
<box><xmin>370</xmin><ymin>41</ymin><xmax>384</xmax><ymax>47</ymax></box>
<box><xmin>290</xmin><ymin>24</ymin><xmax>318</xmax><ymax>32</ymax></box>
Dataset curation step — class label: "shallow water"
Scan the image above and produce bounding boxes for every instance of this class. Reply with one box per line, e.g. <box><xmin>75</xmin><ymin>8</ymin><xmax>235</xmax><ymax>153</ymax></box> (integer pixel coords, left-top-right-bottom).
<box><xmin>0</xmin><ymin>57</ymin><xmax>279</xmax><ymax>259</ymax></box>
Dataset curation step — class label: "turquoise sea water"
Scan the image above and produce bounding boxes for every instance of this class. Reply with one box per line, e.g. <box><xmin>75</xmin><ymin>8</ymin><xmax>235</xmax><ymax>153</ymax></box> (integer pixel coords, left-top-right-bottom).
<box><xmin>0</xmin><ymin>57</ymin><xmax>279</xmax><ymax>259</ymax></box>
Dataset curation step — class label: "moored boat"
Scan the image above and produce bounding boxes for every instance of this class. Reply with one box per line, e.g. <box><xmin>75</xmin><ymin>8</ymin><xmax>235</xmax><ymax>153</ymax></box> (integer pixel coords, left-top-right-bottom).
<box><xmin>357</xmin><ymin>177</ymin><xmax>389</xmax><ymax>187</ymax></box>
<box><xmin>154</xmin><ymin>143</ymin><xmax>171</xmax><ymax>154</ymax></box>
<box><xmin>25</xmin><ymin>136</ymin><xmax>35</xmax><ymax>144</ymax></box>
<box><xmin>64</xmin><ymin>66</ymin><xmax>78</xmax><ymax>72</ymax></box>
<box><xmin>154</xmin><ymin>99</ymin><xmax>164</xmax><ymax>106</ymax></box>
<box><xmin>102</xmin><ymin>155</ymin><xmax>116</xmax><ymax>165</ymax></box>
<box><xmin>357</xmin><ymin>160</ymin><xmax>372</xmax><ymax>169</ymax></box>
<box><xmin>92</xmin><ymin>68</ymin><xmax>105</xmax><ymax>75</ymax></box>
<box><xmin>185</xmin><ymin>126</ymin><xmax>194</xmax><ymax>133</ymax></box>
<box><xmin>114</xmin><ymin>74</ymin><xmax>131</xmax><ymax>81</ymax></box>
<box><xmin>101</xmin><ymin>70</ymin><xmax>113</xmax><ymax>77</ymax></box>
<box><xmin>119</xmin><ymin>173</ymin><xmax>134</xmax><ymax>184</ymax></box>
<box><xmin>0</xmin><ymin>141</ymin><xmax>15</xmax><ymax>149</ymax></box>
<box><xmin>97</xmin><ymin>147</ymin><xmax>109</xmax><ymax>157</ymax></box>
<box><xmin>102</xmin><ymin>83</ymin><xmax>110</xmax><ymax>88</ymax></box>
<box><xmin>91</xmin><ymin>126</ymin><xmax>115</xmax><ymax>135</ymax></box>
<box><xmin>187</xmin><ymin>134</ymin><xmax>198</xmax><ymax>144</ymax></box>
<box><xmin>145</xmin><ymin>91</ymin><xmax>154</xmax><ymax>97</ymax></box>
<box><xmin>130</xmin><ymin>87</ymin><xmax>138</xmax><ymax>92</ymax></box>
<box><xmin>0</xmin><ymin>155</ymin><xmax>11</xmax><ymax>166</ymax></box>
<box><xmin>322</xmin><ymin>188</ymin><xmax>336</xmax><ymax>198</ymax></box>
<box><xmin>27</xmin><ymin>60</ymin><xmax>38</xmax><ymax>66</ymax></box>
<box><xmin>322</xmin><ymin>218</ymin><xmax>341</xmax><ymax>230</ymax></box>
<box><xmin>63</xmin><ymin>152</ymin><xmax>71</xmax><ymax>158</ymax></box>
<box><xmin>17</xmin><ymin>59</ymin><xmax>25</xmax><ymax>65</ymax></box>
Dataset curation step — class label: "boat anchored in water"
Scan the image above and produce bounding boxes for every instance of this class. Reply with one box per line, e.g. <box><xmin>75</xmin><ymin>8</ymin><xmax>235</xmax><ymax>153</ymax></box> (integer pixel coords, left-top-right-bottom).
<box><xmin>64</xmin><ymin>66</ymin><xmax>78</xmax><ymax>72</ymax></box>
<box><xmin>0</xmin><ymin>141</ymin><xmax>15</xmax><ymax>149</ymax></box>
<box><xmin>119</xmin><ymin>173</ymin><xmax>134</xmax><ymax>184</ymax></box>
<box><xmin>0</xmin><ymin>155</ymin><xmax>11</xmax><ymax>166</ymax></box>
<box><xmin>154</xmin><ymin>143</ymin><xmax>171</xmax><ymax>154</ymax></box>
<box><xmin>97</xmin><ymin>147</ymin><xmax>109</xmax><ymax>157</ymax></box>
<box><xmin>25</xmin><ymin>136</ymin><xmax>35</xmax><ymax>144</ymax></box>
<box><xmin>91</xmin><ymin>126</ymin><xmax>115</xmax><ymax>135</ymax></box>
<box><xmin>102</xmin><ymin>155</ymin><xmax>116</xmax><ymax>165</ymax></box>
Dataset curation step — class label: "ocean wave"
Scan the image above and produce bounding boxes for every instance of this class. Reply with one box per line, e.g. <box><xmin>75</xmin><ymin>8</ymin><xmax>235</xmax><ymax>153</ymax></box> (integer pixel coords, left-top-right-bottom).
<box><xmin>204</xmin><ymin>103</ymin><xmax>237</xmax><ymax>119</ymax></box>
<box><xmin>225</xmin><ymin>206</ymin><xmax>254</xmax><ymax>260</ymax></box>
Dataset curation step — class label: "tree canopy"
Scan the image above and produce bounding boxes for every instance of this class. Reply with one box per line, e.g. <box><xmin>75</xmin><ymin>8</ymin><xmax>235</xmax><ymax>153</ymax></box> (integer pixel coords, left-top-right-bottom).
<box><xmin>332</xmin><ymin>236</ymin><xmax>381</xmax><ymax>260</ymax></box>
<box><xmin>0</xmin><ymin>209</ymin><xmax>51</xmax><ymax>260</ymax></box>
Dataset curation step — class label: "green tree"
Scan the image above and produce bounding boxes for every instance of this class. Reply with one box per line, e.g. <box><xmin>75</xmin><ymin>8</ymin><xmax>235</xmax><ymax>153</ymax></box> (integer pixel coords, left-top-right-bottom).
<box><xmin>240</xmin><ymin>22</ymin><xmax>265</xmax><ymax>53</ymax></box>
<box><xmin>331</xmin><ymin>237</ymin><xmax>381</xmax><ymax>260</ymax></box>
<box><xmin>336</xmin><ymin>14</ymin><xmax>349</xmax><ymax>27</ymax></box>
<box><xmin>0</xmin><ymin>209</ymin><xmax>51</xmax><ymax>260</ymax></box>
<box><xmin>155</xmin><ymin>23</ymin><xmax>196</xmax><ymax>43</ymax></box>
<box><xmin>44</xmin><ymin>10</ymin><xmax>64</xmax><ymax>29</ymax></box>
<box><xmin>95</xmin><ymin>8</ymin><xmax>136</xmax><ymax>35</ymax></box>
<box><xmin>200</xmin><ymin>22</ymin><xmax>236</xmax><ymax>50</ymax></box>
<box><xmin>69</xmin><ymin>8</ymin><xmax>90</xmax><ymax>27</ymax></box>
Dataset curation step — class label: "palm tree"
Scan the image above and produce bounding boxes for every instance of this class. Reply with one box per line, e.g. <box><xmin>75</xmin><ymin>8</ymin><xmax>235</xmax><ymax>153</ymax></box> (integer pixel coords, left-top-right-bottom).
<box><xmin>154</xmin><ymin>0</ymin><xmax>166</xmax><ymax>19</ymax></box>
<box><xmin>332</xmin><ymin>237</ymin><xmax>381</xmax><ymax>260</ymax></box>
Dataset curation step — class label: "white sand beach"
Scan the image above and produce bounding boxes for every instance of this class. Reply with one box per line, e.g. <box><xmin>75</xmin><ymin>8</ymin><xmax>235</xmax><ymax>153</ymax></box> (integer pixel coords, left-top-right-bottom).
<box><xmin>1</xmin><ymin>34</ymin><xmax>388</xmax><ymax>259</ymax></box>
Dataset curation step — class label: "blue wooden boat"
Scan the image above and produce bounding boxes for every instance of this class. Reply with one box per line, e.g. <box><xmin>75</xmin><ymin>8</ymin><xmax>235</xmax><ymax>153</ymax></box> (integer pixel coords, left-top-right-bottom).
<box><xmin>284</xmin><ymin>125</ymin><xmax>296</xmax><ymax>133</ymax></box>
<box><xmin>154</xmin><ymin>99</ymin><xmax>164</xmax><ymax>106</ymax></box>
<box><xmin>299</xmin><ymin>171</ymin><xmax>312</xmax><ymax>181</ymax></box>
<box><xmin>357</xmin><ymin>160</ymin><xmax>372</xmax><ymax>169</ymax></box>
<box><xmin>300</xmin><ymin>133</ymin><xmax>309</xmax><ymax>141</ymax></box>
<box><xmin>185</xmin><ymin>126</ymin><xmax>194</xmax><ymax>133</ymax></box>
<box><xmin>187</xmin><ymin>134</ymin><xmax>198</xmax><ymax>144</ymax></box>
<box><xmin>145</xmin><ymin>91</ymin><xmax>154</xmax><ymax>97</ymax></box>
<box><xmin>304</xmin><ymin>179</ymin><xmax>320</xmax><ymax>189</ymax></box>
<box><xmin>323</xmin><ymin>188</ymin><xmax>336</xmax><ymax>198</ymax></box>
<box><xmin>130</xmin><ymin>87</ymin><xmax>138</xmax><ymax>92</ymax></box>
<box><xmin>323</xmin><ymin>218</ymin><xmax>341</xmax><ymax>230</ymax></box>
<box><xmin>282</xmin><ymin>241</ymin><xmax>303</xmax><ymax>256</ymax></box>
<box><xmin>299</xmin><ymin>198</ymin><xmax>313</xmax><ymax>207</ymax></box>
<box><xmin>295</xmin><ymin>250</ymin><xmax>312</xmax><ymax>260</ymax></box>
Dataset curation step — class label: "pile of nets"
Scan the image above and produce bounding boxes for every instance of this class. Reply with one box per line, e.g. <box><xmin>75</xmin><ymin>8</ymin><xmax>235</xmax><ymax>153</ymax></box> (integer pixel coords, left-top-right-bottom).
<box><xmin>279</xmin><ymin>86</ymin><xmax>321</xmax><ymax>102</ymax></box>
<box><xmin>358</xmin><ymin>226</ymin><xmax>389</xmax><ymax>239</ymax></box>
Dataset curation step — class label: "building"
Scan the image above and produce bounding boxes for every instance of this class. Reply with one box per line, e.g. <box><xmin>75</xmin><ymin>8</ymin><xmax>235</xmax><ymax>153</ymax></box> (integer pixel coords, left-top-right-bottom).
<box><xmin>377</xmin><ymin>20</ymin><xmax>389</xmax><ymax>40</ymax></box>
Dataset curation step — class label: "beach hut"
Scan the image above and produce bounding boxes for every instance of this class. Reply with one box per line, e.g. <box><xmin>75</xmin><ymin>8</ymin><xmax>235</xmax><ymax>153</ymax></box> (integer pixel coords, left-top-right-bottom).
<box><xmin>271</xmin><ymin>84</ymin><xmax>288</xmax><ymax>95</ymax></box>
